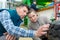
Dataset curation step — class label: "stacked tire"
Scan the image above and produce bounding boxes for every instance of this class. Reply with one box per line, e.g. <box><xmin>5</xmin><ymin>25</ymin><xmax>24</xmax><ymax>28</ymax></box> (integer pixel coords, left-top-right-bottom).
<box><xmin>48</xmin><ymin>20</ymin><xmax>60</xmax><ymax>40</ymax></box>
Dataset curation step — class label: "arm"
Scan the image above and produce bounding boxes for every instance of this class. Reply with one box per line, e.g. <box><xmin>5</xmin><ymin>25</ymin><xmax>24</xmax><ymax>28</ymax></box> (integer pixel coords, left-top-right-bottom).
<box><xmin>0</xmin><ymin>10</ymin><xmax>35</xmax><ymax>37</ymax></box>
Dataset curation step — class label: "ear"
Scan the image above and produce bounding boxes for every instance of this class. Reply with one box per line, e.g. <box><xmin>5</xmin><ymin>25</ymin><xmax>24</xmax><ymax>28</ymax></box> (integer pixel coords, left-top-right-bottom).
<box><xmin>37</xmin><ymin>15</ymin><xmax>38</xmax><ymax>16</ymax></box>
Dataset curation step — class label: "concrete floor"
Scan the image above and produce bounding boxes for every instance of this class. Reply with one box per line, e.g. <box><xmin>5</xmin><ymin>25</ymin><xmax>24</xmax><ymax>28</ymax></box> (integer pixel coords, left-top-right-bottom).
<box><xmin>19</xmin><ymin>37</ymin><xmax>33</xmax><ymax>40</ymax></box>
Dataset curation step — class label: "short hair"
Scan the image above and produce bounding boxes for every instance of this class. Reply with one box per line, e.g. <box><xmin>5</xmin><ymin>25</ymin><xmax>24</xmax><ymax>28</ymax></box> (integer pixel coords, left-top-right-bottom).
<box><xmin>17</xmin><ymin>4</ymin><xmax>30</xmax><ymax>11</ymax></box>
<box><xmin>27</xmin><ymin>8</ymin><xmax>36</xmax><ymax>15</ymax></box>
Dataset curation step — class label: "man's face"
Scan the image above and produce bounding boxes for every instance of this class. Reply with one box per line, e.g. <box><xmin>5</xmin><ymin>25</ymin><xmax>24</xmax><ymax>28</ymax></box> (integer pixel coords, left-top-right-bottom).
<box><xmin>28</xmin><ymin>12</ymin><xmax>38</xmax><ymax>22</ymax></box>
<box><xmin>17</xmin><ymin>6</ymin><xmax>28</xmax><ymax>19</ymax></box>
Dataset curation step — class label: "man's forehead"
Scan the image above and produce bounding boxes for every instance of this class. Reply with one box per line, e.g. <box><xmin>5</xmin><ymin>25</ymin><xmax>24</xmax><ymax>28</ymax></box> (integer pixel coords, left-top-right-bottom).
<box><xmin>30</xmin><ymin>12</ymin><xmax>36</xmax><ymax>15</ymax></box>
<box><xmin>29</xmin><ymin>13</ymin><xmax>35</xmax><ymax>17</ymax></box>
<box><xmin>23</xmin><ymin>6</ymin><xmax>28</xmax><ymax>11</ymax></box>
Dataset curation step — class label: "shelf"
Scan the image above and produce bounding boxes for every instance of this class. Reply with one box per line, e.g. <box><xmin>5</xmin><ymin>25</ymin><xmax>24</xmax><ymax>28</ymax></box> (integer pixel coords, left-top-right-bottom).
<box><xmin>37</xmin><ymin>6</ymin><xmax>54</xmax><ymax>12</ymax></box>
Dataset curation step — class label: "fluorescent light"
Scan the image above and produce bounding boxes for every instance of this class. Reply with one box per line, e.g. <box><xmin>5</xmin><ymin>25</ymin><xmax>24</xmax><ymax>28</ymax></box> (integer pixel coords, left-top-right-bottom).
<box><xmin>15</xmin><ymin>0</ymin><xmax>22</xmax><ymax>1</ymax></box>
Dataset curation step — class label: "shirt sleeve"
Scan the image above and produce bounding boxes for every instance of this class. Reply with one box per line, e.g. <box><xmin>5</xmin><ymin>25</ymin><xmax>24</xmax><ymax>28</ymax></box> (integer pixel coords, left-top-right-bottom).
<box><xmin>0</xmin><ymin>10</ymin><xmax>35</xmax><ymax>37</ymax></box>
<box><xmin>28</xmin><ymin>22</ymin><xmax>35</xmax><ymax>30</ymax></box>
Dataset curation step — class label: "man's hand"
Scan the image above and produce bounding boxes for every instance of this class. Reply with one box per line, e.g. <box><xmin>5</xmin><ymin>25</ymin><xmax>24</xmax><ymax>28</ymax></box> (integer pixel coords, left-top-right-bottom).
<box><xmin>35</xmin><ymin>24</ymin><xmax>50</xmax><ymax>37</ymax></box>
<box><xmin>4</xmin><ymin>32</ymin><xmax>16</xmax><ymax>40</ymax></box>
<box><xmin>6</xmin><ymin>34</ymin><xmax>16</xmax><ymax>40</ymax></box>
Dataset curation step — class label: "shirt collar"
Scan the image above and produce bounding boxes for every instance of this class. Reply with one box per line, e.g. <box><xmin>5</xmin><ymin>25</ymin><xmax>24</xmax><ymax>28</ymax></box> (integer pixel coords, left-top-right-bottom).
<box><xmin>13</xmin><ymin>9</ymin><xmax>23</xmax><ymax>22</ymax></box>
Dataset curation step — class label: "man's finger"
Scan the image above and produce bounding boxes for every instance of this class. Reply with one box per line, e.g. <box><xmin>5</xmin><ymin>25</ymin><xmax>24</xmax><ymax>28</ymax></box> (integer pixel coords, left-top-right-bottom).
<box><xmin>6</xmin><ymin>35</ymin><xmax>9</xmax><ymax>40</ymax></box>
<box><xmin>41</xmin><ymin>32</ymin><xmax>47</xmax><ymax>35</ymax></box>
<box><xmin>43</xmin><ymin>24</ymin><xmax>49</xmax><ymax>28</ymax></box>
<box><xmin>42</xmin><ymin>28</ymin><xmax>49</xmax><ymax>31</ymax></box>
<box><xmin>13</xmin><ymin>36</ymin><xmax>16</xmax><ymax>40</ymax></box>
<box><xmin>8</xmin><ymin>35</ymin><xmax>12</xmax><ymax>40</ymax></box>
<box><xmin>6</xmin><ymin>34</ymin><xmax>12</xmax><ymax>40</ymax></box>
<box><xmin>10</xmin><ymin>36</ymin><xmax>14</xmax><ymax>40</ymax></box>
<box><xmin>3</xmin><ymin>32</ymin><xmax>8</xmax><ymax>35</ymax></box>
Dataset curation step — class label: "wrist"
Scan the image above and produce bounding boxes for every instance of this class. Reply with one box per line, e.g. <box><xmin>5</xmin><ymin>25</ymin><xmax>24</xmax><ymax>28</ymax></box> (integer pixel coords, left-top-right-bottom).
<box><xmin>34</xmin><ymin>31</ymin><xmax>41</xmax><ymax>37</ymax></box>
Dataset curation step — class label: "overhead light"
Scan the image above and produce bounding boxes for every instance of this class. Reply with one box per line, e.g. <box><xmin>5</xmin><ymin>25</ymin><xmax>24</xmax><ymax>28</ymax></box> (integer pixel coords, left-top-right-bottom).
<box><xmin>56</xmin><ymin>0</ymin><xmax>60</xmax><ymax>2</ymax></box>
<box><xmin>15</xmin><ymin>0</ymin><xmax>22</xmax><ymax>1</ymax></box>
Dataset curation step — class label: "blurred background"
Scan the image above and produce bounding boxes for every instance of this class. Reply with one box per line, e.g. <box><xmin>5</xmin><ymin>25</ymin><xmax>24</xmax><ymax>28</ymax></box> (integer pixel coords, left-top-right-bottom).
<box><xmin>0</xmin><ymin>0</ymin><xmax>58</xmax><ymax>40</ymax></box>
<box><xmin>0</xmin><ymin>0</ymin><xmax>54</xmax><ymax>9</ymax></box>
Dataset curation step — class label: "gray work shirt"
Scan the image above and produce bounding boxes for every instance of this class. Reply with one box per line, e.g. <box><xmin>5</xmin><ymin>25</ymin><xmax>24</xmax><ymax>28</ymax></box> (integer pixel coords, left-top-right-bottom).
<box><xmin>28</xmin><ymin>16</ymin><xmax>51</xmax><ymax>40</ymax></box>
<box><xmin>29</xmin><ymin>16</ymin><xmax>51</xmax><ymax>30</ymax></box>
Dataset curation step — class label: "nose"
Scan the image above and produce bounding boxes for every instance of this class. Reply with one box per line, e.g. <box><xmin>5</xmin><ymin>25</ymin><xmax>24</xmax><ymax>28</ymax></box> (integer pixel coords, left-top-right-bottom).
<box><xmin>24</xmin><ymin>13</ymin><xmax>27</xmax><ymax>16</ymax></box>
<box><xmin>32</xmin><ymin>17</ymin><xmax>34</xmax><ymax>20</ymax></box>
